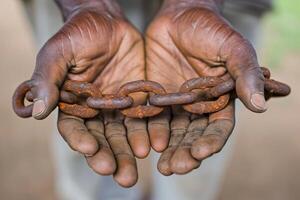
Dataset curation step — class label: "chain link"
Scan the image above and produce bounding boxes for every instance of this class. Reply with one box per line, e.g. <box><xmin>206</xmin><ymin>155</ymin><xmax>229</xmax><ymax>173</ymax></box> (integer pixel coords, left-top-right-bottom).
<box><xmin>13</xmin><ymin>67</ymin><xmax>291</xmax><ymax>119</ymax></box>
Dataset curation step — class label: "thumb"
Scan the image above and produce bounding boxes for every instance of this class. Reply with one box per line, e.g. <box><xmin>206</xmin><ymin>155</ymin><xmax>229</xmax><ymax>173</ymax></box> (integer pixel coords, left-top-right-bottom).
<box><xmin>30</xmin><ymin>81</ymin><xmax>60</xmax><ymax>120</ymax></box>
<box><xmin>30</xmin><ymin>38</ymin><xmax>69</xmax><ymax>119</ymax></box>
<box><xmin>224</xmin><ymin>35</ymin><xmax>266</xmax><ymax>113</ymax></box>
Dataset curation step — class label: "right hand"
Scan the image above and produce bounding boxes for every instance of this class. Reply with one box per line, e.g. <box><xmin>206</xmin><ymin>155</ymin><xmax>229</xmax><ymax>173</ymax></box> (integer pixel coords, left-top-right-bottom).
<box><xmin>145</xmin><ymin>1</ymin><xmax>263</xmax><ymax>175</ymax></box>
<box><xmin>13</xmin><ymin>6</ymin><xmax>147</xmax><ymax>187</ymax></box>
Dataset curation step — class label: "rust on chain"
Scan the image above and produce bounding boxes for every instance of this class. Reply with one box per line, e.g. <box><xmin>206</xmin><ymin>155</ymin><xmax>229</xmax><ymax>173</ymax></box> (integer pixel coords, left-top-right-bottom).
<box><xmin>21</xmin><ymin>81</ymin><xmax>99</xmax><ymax>118</ymax></box>
<box><xmin>87</xmin><ymin>95</ymin><xmax>133</xmax><ymax>109</ymax></box>
<box><xmin>202</xmin><ymin>67</ymin><xmax>290</xmax><ymax>100</ymax></box>
<box><xmin>183</xmin><ymin>94</ymin><xmax>231</xmax><ymax>114</ymax></box>
<box><xmin>117</xmin><ymin>80</ymin><xmax>166</xmax><ymax>96</ymax></box>
<box><xmin>117</xmin><ymin>80</ymin><xmax>167</xmax><ymax>118</ymax></box>
<box><xmin>59</xmin><ymin>102</ymin><xmax>99</xmax><ymax>118</ymax></box>
<box><xmin>12</xmin><ymin>80</ymin><xmax>34</xmax><ymax>118</ymax></box>
<box><xmin>121</xmin><ymin>105</ymin><xmax>164</xmax><ymax>119</ymax></box>
<box><xmin>180</xmin><ymin>77</ymin><xmax>225</xmax><ymax>93</ymax></box>
<box><xmin>204</xmin><ymin>79</ymin><xmax>235</xmax><ymax>99</ymax></box>
<box><xmin>264</xmin><ymin>79</ymin><xmax>291</xmax><ymax>97</ymax></box>
<box><xmin>58</xmin><ymin>80</ymin><xmax>102</xmax><ymax>118</ymax></box>
<box><xmin>13</xmin><ymin>67</ymin><xmax>291</xmax><ymax>119</ymax></box>
<box><xmin>149</xmin><ymin>92</ymin><xmax>197</xmax><ymax>106</ymax></box>
<box><xmin>59</xmin><ymin>91</ymin><xmax>79</xmax><ymax>104</ymax></box>
<box><xmin>62</xmin><ymin>80</ymin><xmax>101</xmax><ymax>97</ymax></box>
<box><xmin>179</xmin><ymin>77</ymin><xmax>232</xmax><ymax>114</ymax></box>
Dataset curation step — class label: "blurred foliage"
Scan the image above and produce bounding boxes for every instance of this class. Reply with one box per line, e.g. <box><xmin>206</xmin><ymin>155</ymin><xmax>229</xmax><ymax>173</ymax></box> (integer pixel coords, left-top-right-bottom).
<box><xmin>262</xmin><ymin>0</ymin><xmax>300</xmax><ymax>67</ymax></box>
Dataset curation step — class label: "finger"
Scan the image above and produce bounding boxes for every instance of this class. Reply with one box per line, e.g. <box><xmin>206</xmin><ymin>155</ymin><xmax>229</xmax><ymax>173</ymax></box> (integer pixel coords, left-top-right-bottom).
<box><xmin>170</xmin><ymin>116</ymin><xmax>208</xmax><ymax>174</ymax></box>
<box><xmin>104</xmin><ymin>112</ymin><xmax>138</xmax><ymax>188</ymax></box>
<box><xmin>157</xmin><ymin>108</ymin><xmax>189</xmax><ymax>176</ymax></box>
<box><xmin>125</xmin><ymin>118</ymin><xmax>150</xmax><ymax>159</ymax></box>
<box><xmin>157</xmin><ymin>147</ymin><xmax>177</xmax><ymax>176</ymax></box>
<box><xmin>191</xmin><ymin>101</ymin><xmax>235</xmax><ymax>160</ymax></box>
<box><xmin>57</xmin><ymin>112</ymin><xmax>99</xmax><ymax>156</ymax></box>
<box><xmin>31</xmin><ymin>36</ymin><xmax>70</xmax><ymax>119</ymax></box>
<box><xmin>224</xmin><ymin>34</ymin><xmax>266</xmax><ymax>113</ymax></box>
<box><xmin>148</xmin><ymin>109</ymin><xmax>170</xmax><ymax>152</ymax></box>
<box><xmin>85</xmin><ymin>118</ymin><xmax>116</xmax><ymax>175</ymax></box>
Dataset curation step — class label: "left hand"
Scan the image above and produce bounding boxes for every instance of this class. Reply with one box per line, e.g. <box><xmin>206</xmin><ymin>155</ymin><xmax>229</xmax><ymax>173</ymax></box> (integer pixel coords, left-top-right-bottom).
<box><xmin>145</xmin><ymin>1</ymin><xmax>260</xmax><ymax>175</ymax></box>
<box><xmin>12</xmin><ymin>2</ymin><xmax>148</xmax><ymax>187</ymax></box>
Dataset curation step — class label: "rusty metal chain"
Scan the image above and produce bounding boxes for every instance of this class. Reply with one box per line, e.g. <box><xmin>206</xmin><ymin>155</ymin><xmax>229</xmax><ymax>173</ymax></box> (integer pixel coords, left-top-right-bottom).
<box><xmin>13</xmin><ymin>67</ymin><xmax>291</xmax><ymax>119</ymax></box>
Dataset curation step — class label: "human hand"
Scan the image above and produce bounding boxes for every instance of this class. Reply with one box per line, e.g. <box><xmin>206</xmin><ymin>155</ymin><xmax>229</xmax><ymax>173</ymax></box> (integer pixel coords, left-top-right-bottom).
<box><xmin>145</xmin><ymin>0</ymin><xmax>261</xmax><ymax>174</ymax></box>
<box><xmin>13</xmin><ymin>0</ymin><xmax>148</xmax><ymax>187</ymax></box>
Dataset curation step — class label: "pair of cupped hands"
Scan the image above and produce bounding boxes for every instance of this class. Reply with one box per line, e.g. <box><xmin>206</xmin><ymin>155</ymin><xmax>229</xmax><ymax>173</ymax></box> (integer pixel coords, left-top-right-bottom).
<box><xmin>27</xmin><ymin>0</ymin><xmax>267</xmax><ymax>187</ymax></box>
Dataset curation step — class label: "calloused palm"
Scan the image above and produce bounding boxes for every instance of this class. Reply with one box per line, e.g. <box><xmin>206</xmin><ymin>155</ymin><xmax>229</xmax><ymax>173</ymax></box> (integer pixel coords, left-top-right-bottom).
<box><xmin>145</xmin><ymin>5</ymin><xmax>265</xmax><ymax>175</ymax></box>
<box><xmin>25</xmin><ymin>8</ymin><xmax>148</xmax><ymax>187</ymax></box>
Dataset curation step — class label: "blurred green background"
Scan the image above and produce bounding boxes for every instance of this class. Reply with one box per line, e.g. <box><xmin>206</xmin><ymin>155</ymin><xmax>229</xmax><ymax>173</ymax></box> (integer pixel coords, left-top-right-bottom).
<box><xmin>263</xmin><ymin>0</ymin><xmax>300</xmax><ymax>67</ymax></box>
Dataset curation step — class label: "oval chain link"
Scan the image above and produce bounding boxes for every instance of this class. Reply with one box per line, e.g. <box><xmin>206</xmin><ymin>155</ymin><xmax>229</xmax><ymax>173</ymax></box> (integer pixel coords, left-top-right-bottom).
<box><xmin>12</xmin><ymin>68</ymin><xmax>291</xmax><ymax>119</ymax></box>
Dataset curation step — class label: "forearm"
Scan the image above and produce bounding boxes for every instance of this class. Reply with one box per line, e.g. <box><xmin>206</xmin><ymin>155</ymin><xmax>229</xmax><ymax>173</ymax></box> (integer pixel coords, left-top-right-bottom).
<box><xmin>161</xmin><ymin>0</ymin><xmax>224</xmax><ymax>12</ymax></box>
<box><xmin>54</xmin><ymin>0</ymin><xmax>122</xmax><ymax>20</ymax></box>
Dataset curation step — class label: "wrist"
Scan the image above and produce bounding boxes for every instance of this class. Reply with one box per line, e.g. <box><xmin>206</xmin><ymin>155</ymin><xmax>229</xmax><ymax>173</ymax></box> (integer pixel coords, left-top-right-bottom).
<box><xmin>161</xmin><ymin>0</ymin><xmax>223</xmax><ymax>13</ymax></box>
<box><xmin>55</xmin><ymin>0</ymin><xmax>122</xmax><ymax>21</ymax></box>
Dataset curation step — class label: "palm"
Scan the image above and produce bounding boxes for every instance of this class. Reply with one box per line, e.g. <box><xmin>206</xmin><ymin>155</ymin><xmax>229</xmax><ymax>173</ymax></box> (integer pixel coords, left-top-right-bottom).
<box><xmin>148</xmin><ymin>9</ymin><xmax>228</xmax><ymax>90</ymax></box>
<box><xmin>146</xmin><ymin>7</ymin><xmax>236</xmax><ymax>175</ymax></box>
<box><xmin>45</xmin><ymin>11</ymin><xmax>145</xmax><ymax>93</ymax></box>
<box><xmin>45</xmin><ymin>11</ymin><xmax>146</xmax><ymax>187</ymax></box>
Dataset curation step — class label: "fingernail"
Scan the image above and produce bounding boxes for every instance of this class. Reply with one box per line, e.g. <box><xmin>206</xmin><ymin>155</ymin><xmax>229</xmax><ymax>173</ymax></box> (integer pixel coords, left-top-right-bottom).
<box><xmin>32</xmin><ymin>99</ymin><xmax>46</xmax><ymax>117</ymax></box>
<box><xmin>251</xmin><ymin>93</ymin><xmax>267</xmax><ymax>111</ymax></box>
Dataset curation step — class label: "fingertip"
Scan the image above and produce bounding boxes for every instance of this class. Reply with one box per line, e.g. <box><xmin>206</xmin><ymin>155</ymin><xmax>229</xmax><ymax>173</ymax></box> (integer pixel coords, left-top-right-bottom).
<box><xmin>114</xmin><ymin>171</ymin><xmax>138</xmax><ymax>188</ymax></box>
<box><xmin>235</xmin><ymin>70</ymin><xmax>267</xmax><ymax>113</ymax></box>
<box><xmin>113</xmin><ymin>156</ymin><xmax>138</xmax><ymax>188</ymax></box>
<box><xmin>31</xmin><ymin>81</ymin><xmax>60</xmax><ymax>119</ymax></box>
<box><xmin>191</xmin><ymin>135</ymin><xmax>223</xmax><ymax>160</ymax></box>
<box><xmin>65</xmin><ymin>132</ymin><xmax>99</xmax><ymax>156</ymax></box>
<box><xmin>87</xmin><ymin>148</ymin><xmax>116</xmax><ymax>175</ymax></box>
<box><xmin>238</xmin><ymin>92</ymin><xmax>267</xmax><ymax>113</ymax></box>
<box><xmin>157</xmin><ymin>150</ymin><xmax>174</xmax><ymax>176</ymax></box>
<box><xmin>157</xmin><ymin>161</ymin><xmax>173</xmax><ymax>176</ymax></box>
<box><xmin>32</xmin><ymin>99</ymin><xmax>47</xmax><ymax>120</ymax></box>
<box><xmin>170</xmin><ymin>148</ymin><xmax>200</xmax><ymax>175</ymax></box>
<box><xmin>191</xmin><ymin>143</ymin><xmax>212</xmax><ymax>160</ymax></box>
<box><xmin>125</xmin><ymin>118</ymin><xmax>150</xmax><ymax>158</ymax></box>
<box><xmin>250</xmin><ymin>93</ymin><xmax>267</xmax><ymax>112</ymax></box>
<box><xmin>128</xmin><ymin>133</ymin><xmax>151</xmax><ymax>159</ymax></box>
<box><xmin>131</xmin><ymin>141</ymin><xmax>151</xmax><ymax>159</ymax></box>
<box><xmin>148</xmin><ymin>127</ymin><xmax>170</xmax><ymax>152</ymax></box>
<box><xmin>148</xmin><ymin>111</ymin><xmax>170</xmax><ymax>152</ymax></box>
<box><xmin>151</xmin><ymin>138</ymin><xmax>169</xmax><ymax>153</ymax></box>
<box><xmin>76</xmin><ymin>135</ymin><xmax>99</xmax><ymax>156</ymax></box>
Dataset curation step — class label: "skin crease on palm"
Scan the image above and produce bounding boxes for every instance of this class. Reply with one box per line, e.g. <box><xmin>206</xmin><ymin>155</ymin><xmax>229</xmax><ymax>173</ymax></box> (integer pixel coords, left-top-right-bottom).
<box><xmin>28</xmin><ymin>0</ymin><xmax>151</xmax><ymax>187</ymax></box>
<box><xmin>26</xmin><ymin>0</ymin><xmax>268</xmax><ymax>188</ymax></box>
<box><xmin>146</xmin><ymin>0</ymin><xmax>266</xmax><ymax>175</ymax></box>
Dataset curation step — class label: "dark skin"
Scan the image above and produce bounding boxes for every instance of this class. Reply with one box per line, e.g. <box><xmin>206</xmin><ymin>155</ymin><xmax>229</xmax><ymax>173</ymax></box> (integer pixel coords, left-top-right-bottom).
<box><xmin>28</xmin><ymin>0</ymin><xmax>149</xmax><ymax>187</ymax></box>
<box><xmin>21</xmin><ymin>0</ymin><xmax>267</xmax><ymax>186</ymax></box>
<box><xmin>146</xmin><ymin>0</ymin><xmax>266</xmax><ymax>175</ymax></box>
